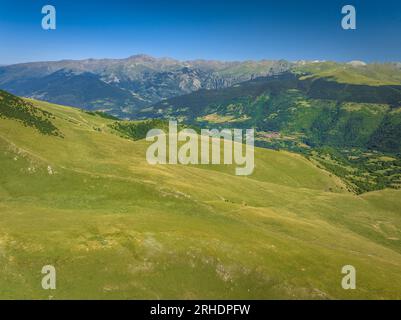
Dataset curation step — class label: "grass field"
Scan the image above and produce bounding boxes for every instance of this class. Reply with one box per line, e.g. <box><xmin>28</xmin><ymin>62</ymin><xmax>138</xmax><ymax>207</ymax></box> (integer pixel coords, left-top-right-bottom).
<box><xmin>295</xmin><ymin>62</ymin><xmax>401</xmax><ymax>86</ymax></box>
<box><xmin>0</xmin><ymin>98</ymin><xmax>401</xmax><ymax>299</ymax></box>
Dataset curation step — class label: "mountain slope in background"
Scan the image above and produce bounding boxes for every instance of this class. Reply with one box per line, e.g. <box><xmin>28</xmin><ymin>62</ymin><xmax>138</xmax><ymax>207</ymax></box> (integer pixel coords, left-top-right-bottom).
<box><xmin>144</xmin><ymin>73</ymin><xmax>401</xmax><ymax>151</ymax></box>
<box><xmin>296</xmin><ymin>61</ymin><xmax>401</xmax><ymax>86</ymax></box>
<box><xmin>1</xmin><ymin>90</ymin><xmax>401</xmax><ymax>299</ymax></box>
<box><xmin>13</xmin><ymin>69</ymin><xmax>146</xmax><ymax>112</ymax></box>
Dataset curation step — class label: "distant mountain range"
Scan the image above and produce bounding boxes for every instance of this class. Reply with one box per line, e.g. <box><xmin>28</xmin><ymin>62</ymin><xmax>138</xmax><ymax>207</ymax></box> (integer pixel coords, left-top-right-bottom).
<box><xmin>2</xmin><ymin>55</ymin><xmax>401</xmax><ymax>120</ymax></box>
<box><xmin>0</xmin><ymin>54</ymin><xmax>292</xmax><ymax>117</ymax></box>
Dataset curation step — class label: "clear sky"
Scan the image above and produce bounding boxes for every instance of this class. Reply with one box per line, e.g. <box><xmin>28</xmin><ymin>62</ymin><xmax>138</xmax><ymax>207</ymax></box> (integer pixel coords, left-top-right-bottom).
<box><xmin>1</xmin><ymin>0</ymin><xmax>401</xmax><ymax>64</ymax></box>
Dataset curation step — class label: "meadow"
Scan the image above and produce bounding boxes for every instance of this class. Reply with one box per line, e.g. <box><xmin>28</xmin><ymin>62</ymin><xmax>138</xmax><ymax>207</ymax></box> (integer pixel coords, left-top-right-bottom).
<box><xmin>0</xmin><ymin>96</ymin><xmax>401</xmax><ymax>299</ymax></box>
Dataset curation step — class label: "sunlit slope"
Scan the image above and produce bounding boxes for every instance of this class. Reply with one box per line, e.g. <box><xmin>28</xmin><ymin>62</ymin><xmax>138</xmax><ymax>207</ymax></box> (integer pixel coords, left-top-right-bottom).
<box><xmin>296</xmin><ymin>62</ymin><xmax>401</xmax><ymax>86</ymax></box>
<box><xmin>0</xmin><ymin>97</ymin><xmax>401</xmax><ymax>299</ymax></box>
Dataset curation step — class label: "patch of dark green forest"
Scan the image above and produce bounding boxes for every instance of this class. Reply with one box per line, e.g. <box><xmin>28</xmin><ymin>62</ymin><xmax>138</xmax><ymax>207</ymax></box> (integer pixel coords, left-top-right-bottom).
<box><xmin>109</xmin><ymin>119</ymin><xmax>200</xmax><ymax>141</ymax></box>
<box><xmin>84</xmin><ymin>110</ymin><xmax>121</xmax><ymax>120</ymax></box>
<box><xmin>0</xmin><ymin>90</ymin><xmax>62</xmax><ymax>137</ymax></box>
<box><xmin>256</xmin><ymin>138</ymin><xmax>401</xmax><ymax>194</ymax></box>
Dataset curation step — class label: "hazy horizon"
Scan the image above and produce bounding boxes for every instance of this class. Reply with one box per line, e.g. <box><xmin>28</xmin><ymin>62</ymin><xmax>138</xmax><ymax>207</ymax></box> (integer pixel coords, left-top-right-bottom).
<box><xmin>1</xmin><ymin>53</ymin><xmax>399</xmax><ymax>67</ymax></box>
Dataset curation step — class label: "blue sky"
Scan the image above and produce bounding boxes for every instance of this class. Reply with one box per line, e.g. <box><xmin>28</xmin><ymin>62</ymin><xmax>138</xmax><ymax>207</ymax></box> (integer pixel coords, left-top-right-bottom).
<box><xmin>1</xmin><ymin>0</ymin><xmax>401</xmax><ymax>64</ymax></box>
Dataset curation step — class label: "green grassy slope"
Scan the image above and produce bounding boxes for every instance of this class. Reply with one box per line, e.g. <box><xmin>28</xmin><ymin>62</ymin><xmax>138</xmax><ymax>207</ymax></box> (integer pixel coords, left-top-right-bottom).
<box><xmin>1</xmin><ymin>94</ymin><xmax>401</xmax><ymax>299</ymax></box>
<box><xmin>295</xmin><ymin>62</ymin><xmax>401</xmax><ymax>86</ymax></box>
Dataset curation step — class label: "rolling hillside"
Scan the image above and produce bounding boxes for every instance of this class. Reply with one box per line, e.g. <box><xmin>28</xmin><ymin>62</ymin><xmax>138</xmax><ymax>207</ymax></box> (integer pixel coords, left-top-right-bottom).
<box><xmin>1</xmin><ymin>91</ymin><xmax>401</xmax><ymax>299</ymax></box>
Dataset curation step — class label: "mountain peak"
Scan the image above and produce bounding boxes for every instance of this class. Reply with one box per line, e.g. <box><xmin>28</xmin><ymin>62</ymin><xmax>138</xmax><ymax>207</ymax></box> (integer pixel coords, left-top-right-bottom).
<box><xmin>126</xmin><ymin>54</ymin><xmax>157</xmax><ymax>62</ymax></box>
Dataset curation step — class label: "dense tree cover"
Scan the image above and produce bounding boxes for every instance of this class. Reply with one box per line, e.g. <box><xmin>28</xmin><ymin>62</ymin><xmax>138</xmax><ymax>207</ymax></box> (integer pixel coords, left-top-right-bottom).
<box><xmin>109</xmin><ymin>119</ymin><xmax>170</xmax><ymax>141</ymax></box>
<box><xmin>0</xmin><ymin>90</ymin><xmax>61</xmax><ymax>136</ymax></box>
<box><xmin>109</xmin><ymin>119</ymin><xmax>201</xmax><ymax>141</ymax></box>
<box><xmin>144</xmin><ymin>74</ymin><xmax>401</xmax><ymax>154</ymax></box>
<box><xmin>84</xmin><ymin>110</ymin><xmax>120</xmax><ymax>120</ymax></box>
